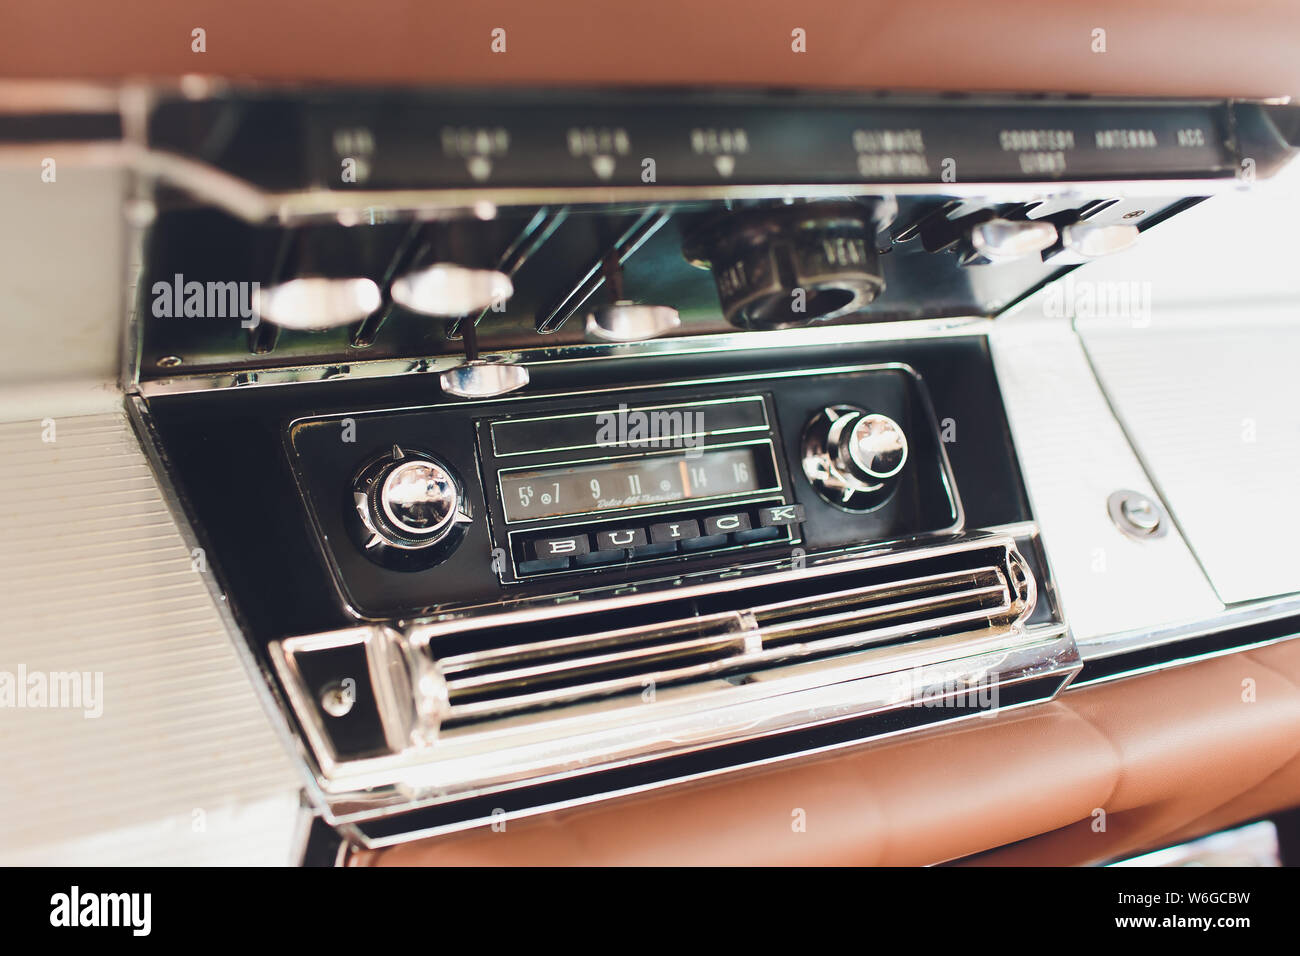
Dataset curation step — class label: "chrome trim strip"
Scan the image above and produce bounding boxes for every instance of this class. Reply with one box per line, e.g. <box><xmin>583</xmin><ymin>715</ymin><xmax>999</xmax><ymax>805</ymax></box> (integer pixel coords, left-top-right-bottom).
<box><xmin>266</xmin><ymin>535</ymin><xmax>1073</xmax><ymax>833</ymax></box>
<box><xmin>136</xmin><ymin>318</ymin><xmax>994</xmax><ymax>396</ymax></box>
<box><xmin>338</xmin><ymin>656</ymin><xmax>1078</xmax><ymax>847</ymax></box>
<box><xmin>414</xmin><ymin>534</ymin><xmax>1017</xmax><ymax>644</ymax></box>
<box><xmin>1072</xmin><ymin>632</ymin><xmax>1300</xmax><ymax>689</ymax></box>
<box><xmin>329</xmin><ymin>619</ymin><xmax>1072</xmax><ymax>813</ymax></box>
<box><xmin>1075</xmin><ymin>591</ymin><xmax>1300</xmax><ymax>662</ymax></box>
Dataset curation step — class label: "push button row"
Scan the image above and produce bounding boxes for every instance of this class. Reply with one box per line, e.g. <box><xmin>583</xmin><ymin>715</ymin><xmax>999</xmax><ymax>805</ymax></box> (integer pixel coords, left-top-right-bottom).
<box><xmin>520</xmin><ymin>503</ymin><xmax>805</xmax><ymax>574</ymax></box>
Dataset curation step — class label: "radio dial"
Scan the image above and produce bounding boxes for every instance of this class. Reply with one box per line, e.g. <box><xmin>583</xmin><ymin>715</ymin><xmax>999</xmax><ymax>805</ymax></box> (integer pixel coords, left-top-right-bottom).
<box><xmin>802</xmin><ymin>406</ymin><xmax>908</xmax><ymax>511</ymax></box>
<box><xmin>351</xmin><ymin>446</ymin><xmax>472</xmax><ymax>566</ymax></box>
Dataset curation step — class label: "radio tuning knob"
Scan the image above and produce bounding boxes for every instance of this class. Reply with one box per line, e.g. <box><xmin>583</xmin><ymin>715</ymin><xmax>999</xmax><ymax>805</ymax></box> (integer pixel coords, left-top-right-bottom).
<box><xmin>801</xmin><ymin>405</ymin><xmax>908</xmax><ymax>511</ymax></box>
<box><xmin>350</xmin><ymin>446</ymin><xmax>473</xmax><ymax>566</ymax></box>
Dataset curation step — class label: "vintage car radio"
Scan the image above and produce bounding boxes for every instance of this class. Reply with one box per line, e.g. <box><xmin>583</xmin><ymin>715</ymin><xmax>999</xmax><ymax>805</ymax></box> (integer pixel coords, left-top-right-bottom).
<box><xmin>285</xmin><ymin>364</ymin><xmax>958</xmax><ymax>617</ymax></box>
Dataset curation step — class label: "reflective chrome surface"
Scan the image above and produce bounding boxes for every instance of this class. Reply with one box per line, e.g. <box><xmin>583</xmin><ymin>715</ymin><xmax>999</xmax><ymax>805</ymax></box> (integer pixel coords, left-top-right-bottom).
<box><xmin>1061</xmin><ymin>221</ymin><xmax>1139</xmax><ymax>258</ymax></box>
<box><xmin>969</xmin><ymin>218</ymin><xmax>1058</xmax><ymax>262</ymax></box>
<box><xmin>390</xmin><ymin>263</ymin><xmax>513</xmax><ymax>317</ymax></box>
<box><xmin>1106</xmin><ymin>488</ymin><xmax>1168</xmax><ymax>540</ymax></box>
<box><xmin>849</xmin><ymin>413</ymin><xmax>909</xmax><ymax>479</ymax></box>
<box><xmin>438</xmin><ymin>360</ymin><xmax>530</xmax><ymax>399</ymax></box>
<box><xmin>252</xmin><ymin>276</ymin><xmax>381</xmax><ymax>330</ymax></box>
<box><xmin>380</xmin><ymin>459</ymin><xmax>459</xmax><ymax>538</ymax></box>
<box><xmin>802</xmin><ymin>405</ymin><xmax>908</xmax><ymax>511</ymax></box>
<box><xmin>268</xmin><ymin>534</ymin><xmax>1078</xmax><ymax>842</ymax></box>
<box><xmin>585</xmin><ymin>302</ymin><xmax>682</xmax><ymax>342</ymax></box>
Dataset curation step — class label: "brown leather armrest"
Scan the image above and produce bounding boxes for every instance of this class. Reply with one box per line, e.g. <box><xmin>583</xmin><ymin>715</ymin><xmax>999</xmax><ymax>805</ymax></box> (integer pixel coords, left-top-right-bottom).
<box><xmin>351</xmin><ymin>640</ymin><xmax>1300</xmax><ymax>866</ymax></box>
<box><xmin>4</xmin><ymin>1</ymin><xmax>1300</xmax><ymax>99</ymax></box>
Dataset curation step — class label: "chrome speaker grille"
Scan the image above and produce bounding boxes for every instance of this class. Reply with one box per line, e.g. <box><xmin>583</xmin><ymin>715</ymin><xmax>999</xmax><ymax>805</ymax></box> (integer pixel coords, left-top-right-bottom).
<box><xmin>270</xmin><ymin>534</ymin><xmax>1074</xmax><ymax>833</ymax></box>
<box><xmin>431</xmin><ymin>543</ymin><xmax>1034</xmax><ymax>726</ymax></box>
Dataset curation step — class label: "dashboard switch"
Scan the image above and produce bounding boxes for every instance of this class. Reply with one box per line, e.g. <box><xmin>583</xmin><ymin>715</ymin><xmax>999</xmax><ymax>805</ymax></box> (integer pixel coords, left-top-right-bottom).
<box><xmin>758</xmin><ymin>504</ymin><xmax>806</xmax><ymax>527</ymax></box>
<box><xmin>649</xmin><ymin>519</ymin><xmax>701</xmax><ymax>544</ymax></box>
<box><xmin>533</xmin><ymin>534</ymin><xmax>591</xmax><ymax>559</ymax></box>
<box><xmin>703</xmin><ymin>512</ymin><xmax>752</xmax><ymax>536</ymax></box>
<box><xmin>596</xmin><ymin>528</ymin><xmax>648</xmax><ymax>550</ymax></box>
<box><xmin>968</xmin><ymin>218</ymin><xmax>1058</xmax><ymax>262</ymax></box>
<box><xmin>1061</xmin><ymin>222</ymin><xmax>1139</xmax><ymax>258</ymax></box>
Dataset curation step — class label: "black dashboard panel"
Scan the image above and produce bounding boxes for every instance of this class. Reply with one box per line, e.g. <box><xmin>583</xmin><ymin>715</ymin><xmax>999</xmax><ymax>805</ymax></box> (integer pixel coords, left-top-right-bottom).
<box><xmin>285</xmin><ymin>365</ymin><xmax>959</xmax><ymax>617</ymax></box>
<box><xmin>145</xmin><ymin>335</ymin><xmax>1029</xmax><ymax>647</ymax></box>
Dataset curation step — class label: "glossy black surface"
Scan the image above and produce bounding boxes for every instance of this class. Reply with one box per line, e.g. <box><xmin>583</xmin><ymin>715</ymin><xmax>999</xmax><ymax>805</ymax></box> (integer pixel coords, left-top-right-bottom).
<box><xmin>145</xmin><ymin>335</ymin><xmax>1029</xmax><ymax>649</ymax></box>
<box><xmin>136</xmin><ymin>192</ymin><xmax>1198</xmax><ymax>376</ymax></box>
<box><xmin>147</xmin><ymin>90</ymin><xmax>1264</xmax><ymax>191</ymax></box>
<box><xmin>285</xmin><ymin>365</ymin><xmax>957</xmax><ymax>616</ymax></box>
<box><xmin>132</xmin><ymin>91</ymin><xmax>1300</xmax><ymax>378</ymax></box>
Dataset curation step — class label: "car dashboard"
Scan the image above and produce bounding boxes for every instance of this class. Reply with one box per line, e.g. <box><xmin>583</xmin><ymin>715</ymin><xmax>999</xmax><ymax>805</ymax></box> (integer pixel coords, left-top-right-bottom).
<box><xmin>3</xmin><ymin>69</ymin><xmax>1300</xmax><ymax>870</ymax></box>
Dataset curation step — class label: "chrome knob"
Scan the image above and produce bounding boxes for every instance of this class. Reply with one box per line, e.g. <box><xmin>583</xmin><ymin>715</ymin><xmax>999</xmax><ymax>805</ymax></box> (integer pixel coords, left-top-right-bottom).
<box><xmin>439</xmin><ymin>360</ymin><xmax>530</xmax><ymax>399</ymax></box>
<box><xmin>391</xmin><ymin>263</ymin><xmax>513</xmax><ymax>317</ymax></box>
<box><xmin>802</xmin><ymin>405</ymin><xmax>908</xmax><ymax>511</ymax></box>
<box><xmin>844</xmin><ymin>413</ymin><xmax>908</xmax><ymax>482</ymax></box>
<box><xmin>968</xmin><ymin>218</ymin><xmax>1058</xmax><ymax>263</ymax></box>
<box><xmin>351</xmin><ymin>446</ymin><xmax>473</xmax><ymax>563</ymax></box>
<box><xmin>380</xmin><ymin>459</ymin><xmax>459</xmax><ymax>538</ymax></box>
<box><xmin>585</xmin><ymin>302</ymin><xmax>682</xmax><ymax>342</ymax></box>
<box><xmin>252</xmin><ymin>276</ymin><xmax>382</xmax><ymax>330</ymax></box>
<box><xmin>1061</xmin><ymin>222</ymin><xmax>1139</xmax><ymax>258</ymax></box>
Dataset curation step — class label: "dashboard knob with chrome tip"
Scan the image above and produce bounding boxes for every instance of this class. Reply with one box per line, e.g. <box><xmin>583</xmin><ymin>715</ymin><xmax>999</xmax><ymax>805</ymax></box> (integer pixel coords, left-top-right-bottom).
<box><xmin>966</xmin><ymin>218</ymin><xmax>1058</xmax><ymax>263</ymax></box>
<box><xmin>1061</xmin><ymin>222</ymin><xmax>1139</xmax><ymax>258</ymax></box>
<box><xmin>801</xmin><ymin>405</ymin><xmax>908</xmax><ymax>511</ymax></box>
<box><xmin>390</xmin><ymin>263</ymin><xmax>513</xmax><ymax>317</ymax></box>
<box><xmin>439</xmin><ymin>360</ymin><xmax>530</xmax><ymax>398</ymax></box>
<box><xmin>252</xmin><ymin>276</ymin><xmax>382</xmax><ymax>330</ymax></box>
<box><xmin>349</xmin><ymin>446</ymin><xmax>473</xmax><ymax>569</ymax></box>
<box><xmin>585</xmin><ymin>301</ymin><xmax>682</xmax><ymax>342</ymax></box>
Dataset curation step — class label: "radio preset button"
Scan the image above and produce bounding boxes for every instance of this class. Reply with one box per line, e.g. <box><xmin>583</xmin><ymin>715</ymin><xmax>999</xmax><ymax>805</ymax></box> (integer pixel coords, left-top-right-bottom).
<box><xmin>596</xmin><ymin>528</ymin><xmax>648</xmax><ymax>551</ymax></box>
<box><xmin>703</xmin><ymin>512</ymin><xmax>752</xmax><ymax>536</ymax></box>
<box><xmin>649</xmin><ymin>519</ymin><xmax>702</xmax><ymax>544</ymax></box>
<box><xmin>532</xmin><ymin>534</ymin><xmax>591</xmax><ymax>560</ymax></box>
<box><xmin>758</xmin><ymin>504</ymin><xmax>806</xmax><ymax>527</ymax></box>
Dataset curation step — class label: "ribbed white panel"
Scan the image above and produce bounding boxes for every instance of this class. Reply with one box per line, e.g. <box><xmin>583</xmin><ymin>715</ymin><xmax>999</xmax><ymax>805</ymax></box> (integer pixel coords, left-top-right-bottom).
<box><xmin>990</xmin><ymin>320</ymin><xmax>1223</xmax><ymax>640</ymax></box>
<box><xmin>0</xmin><ymin>412</ymin><xmax>303</xmax><ymax>865</ymax></box>
<box><xmin>1079</xmin><ymin>308</ymin><xmax>1300</xmax><ymax>604</ymax></box>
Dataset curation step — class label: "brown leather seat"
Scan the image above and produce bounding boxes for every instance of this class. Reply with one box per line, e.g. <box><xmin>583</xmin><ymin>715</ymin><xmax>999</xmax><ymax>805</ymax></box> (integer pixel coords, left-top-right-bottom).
<box><xmin>4</xmin><ymin>1</ymin><xmax>1300</xmax><ymax>99</ymax></box>
<box><xmin>351</xmin><ymin>640</ymin><xmax>1300</xmax><ymax>866</ymax></box>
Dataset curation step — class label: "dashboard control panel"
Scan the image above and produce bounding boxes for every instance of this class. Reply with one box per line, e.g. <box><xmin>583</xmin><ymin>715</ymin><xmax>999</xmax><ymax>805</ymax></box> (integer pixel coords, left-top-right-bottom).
<box><xmin>285</xmin><ymin>364</ymin><xmax>962</xmax><ymax>618</ymax></box>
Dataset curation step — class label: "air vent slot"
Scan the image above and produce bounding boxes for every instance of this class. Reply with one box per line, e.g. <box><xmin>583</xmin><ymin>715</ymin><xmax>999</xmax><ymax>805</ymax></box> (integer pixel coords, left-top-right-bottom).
<box><xmin>754</xmin><ymin>566</ymin><xmax>1011</xmax><ymax>651</ymax></box>
<box><xmin>416</xmin><ymin>538</ymin><xmax>1035</xmax><ymax>729</ymax></box>
<box><xmin>440</xmin><ymin>612</ymin><xmax>754</xmax><ymax>721</ymax></box>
